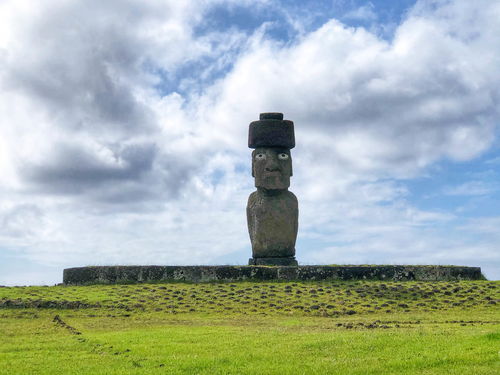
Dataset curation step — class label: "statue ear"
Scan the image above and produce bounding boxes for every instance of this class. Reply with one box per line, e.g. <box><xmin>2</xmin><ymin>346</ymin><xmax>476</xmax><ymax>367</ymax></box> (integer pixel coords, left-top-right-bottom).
<box><xmin>287</xmin><ymin>151</ymin><xmax>293</xmax><ymax>176</ymax></box>
<box><xmin>251</xmin><ymin>150</ymin><xmax>255</xmax><ymax>177</ymax></box>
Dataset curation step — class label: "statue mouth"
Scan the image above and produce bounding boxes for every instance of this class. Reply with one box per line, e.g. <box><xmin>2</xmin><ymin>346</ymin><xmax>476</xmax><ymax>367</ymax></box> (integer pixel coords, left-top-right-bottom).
<box><xmin>264</xmin><ymin>171</ymin><xmax>282</xmax><ymax>177</ymax></box>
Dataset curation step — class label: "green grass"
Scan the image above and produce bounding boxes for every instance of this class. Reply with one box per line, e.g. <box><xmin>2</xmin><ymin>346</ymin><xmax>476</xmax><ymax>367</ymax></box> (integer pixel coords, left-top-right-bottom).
<box><xmin>1</xmin><ymin>280</ymin><xmax>499</xmax><ymax>374</ymax></box>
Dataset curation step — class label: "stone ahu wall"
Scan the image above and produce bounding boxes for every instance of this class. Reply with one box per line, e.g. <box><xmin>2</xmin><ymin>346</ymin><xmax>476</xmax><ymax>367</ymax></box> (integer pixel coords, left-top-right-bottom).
<box><xmin>63</xmin><ymin>265</ymin><xmax>483</xmax><ymax>285</ymax></box>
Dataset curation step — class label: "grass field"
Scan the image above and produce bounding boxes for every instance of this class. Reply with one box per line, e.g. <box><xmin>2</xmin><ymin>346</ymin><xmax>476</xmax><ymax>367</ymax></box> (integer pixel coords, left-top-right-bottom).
<box><xmin>1</xmin><ymin>280</ymin><xmax>499</xmax><ymax>374</ymax></box>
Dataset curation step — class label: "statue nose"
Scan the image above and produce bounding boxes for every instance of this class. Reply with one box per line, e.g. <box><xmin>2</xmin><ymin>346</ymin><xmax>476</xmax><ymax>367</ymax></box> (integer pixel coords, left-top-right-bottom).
<box><xmin>265</xmin><ymin>157</ymin><xmax>280</xmax><ymax>172</ymax></box>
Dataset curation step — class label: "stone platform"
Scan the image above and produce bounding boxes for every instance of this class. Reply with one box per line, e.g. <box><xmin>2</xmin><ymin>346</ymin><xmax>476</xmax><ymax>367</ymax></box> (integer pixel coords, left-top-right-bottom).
<box><xmin>63</xmin><ymin>265</ymin><xmax>483</xmax><ymax>285</ymax></box>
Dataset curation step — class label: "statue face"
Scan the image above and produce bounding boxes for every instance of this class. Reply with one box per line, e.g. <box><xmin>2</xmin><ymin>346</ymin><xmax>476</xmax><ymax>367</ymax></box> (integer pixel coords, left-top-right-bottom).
<box><xmin>252</xmin><ymin>147</ymin><xmax>292</xmax><ymax>190</ymax></box>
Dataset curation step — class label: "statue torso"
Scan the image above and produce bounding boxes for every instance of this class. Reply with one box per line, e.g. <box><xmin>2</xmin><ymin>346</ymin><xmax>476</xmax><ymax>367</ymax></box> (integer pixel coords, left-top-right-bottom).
<box><xmin>247</xmin><ymin>189</ymin><xmax>298</xmax><ymax>258</ymax></box>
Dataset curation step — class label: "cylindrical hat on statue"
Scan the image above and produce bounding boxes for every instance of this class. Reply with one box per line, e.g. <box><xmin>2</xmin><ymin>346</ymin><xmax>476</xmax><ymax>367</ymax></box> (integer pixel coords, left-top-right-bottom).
<box><xmin>248</xmin><ymin>112</ymin><xmax>295</xmax><ymax>149</ymax></box>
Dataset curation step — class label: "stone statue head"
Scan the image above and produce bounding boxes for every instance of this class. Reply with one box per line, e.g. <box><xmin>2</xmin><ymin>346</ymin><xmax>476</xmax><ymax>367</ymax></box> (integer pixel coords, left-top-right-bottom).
<box><xmin>252</xmin><ymin>147</ymin><xmax>292</xmax><ymax>190</ymax></box>
<box><xmin>248</xmin><ymin>112</ymin><xmax>295</xmax><ymax>190</ymax></box>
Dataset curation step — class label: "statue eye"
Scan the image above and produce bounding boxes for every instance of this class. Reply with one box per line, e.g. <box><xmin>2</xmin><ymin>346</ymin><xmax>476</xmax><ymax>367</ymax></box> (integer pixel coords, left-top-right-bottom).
<box><xmin>255</xmin><ymin>153</ymin><xmax>266</xmax><ymax>160</ymax></box>
<box><xmin>278</xmin><ymin>153</ymin><xmax>289</xmax><ymax>160</ymax></box>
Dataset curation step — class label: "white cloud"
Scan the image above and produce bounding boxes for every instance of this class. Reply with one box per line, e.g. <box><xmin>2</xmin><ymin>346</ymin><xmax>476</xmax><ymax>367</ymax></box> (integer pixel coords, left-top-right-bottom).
<box><xmin>444</xmin><ymin>181</ymin><xmax>497</xmax><ymax>196</ymax></box>
<box><xmin>206</xmin><ymin>1</ymin><xmax>500</xmax><ymax>176</ymax></box>
<box><xmin>343</xmin><ymin>2</ymin><xmax>377</xmax><ymax>22</ymax></box>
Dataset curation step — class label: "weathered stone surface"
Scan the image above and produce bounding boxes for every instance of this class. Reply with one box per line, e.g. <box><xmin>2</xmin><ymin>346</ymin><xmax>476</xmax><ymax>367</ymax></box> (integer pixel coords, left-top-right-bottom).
<box><xmin>249</xmin><ymin>257</ymin><xmax>298</xmax><ymax>266</ymax></box>
<box><xmin>63</xmin><ymin>265</ymin><xmax>484</xmax><ymax>285</ymax></box>
<box><xmin>248</xmin><ymin>113</ymin><xmax>295</xmax><ymax>149</ymax></box>
<box><xmin>251</xmin><ymin>147</ymin><xmax>293</xmax><ymax>190</ymax></box>
<box><xmin>247</xmin><ymin>189</ymin><xmax>298</xmax><ymax>258</ymax></box>
<box><xmin>247</xmin><ymin>112</ymin><xmax>299</xmax><ymax>265</ymax></box>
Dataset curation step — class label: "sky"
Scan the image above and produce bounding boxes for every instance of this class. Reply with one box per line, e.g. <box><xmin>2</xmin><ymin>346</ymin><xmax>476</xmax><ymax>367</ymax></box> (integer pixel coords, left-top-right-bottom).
<box><xmin>0</xmin><ymin>0</ymin><xmax>499</xmax><ymax>285</ymax></box>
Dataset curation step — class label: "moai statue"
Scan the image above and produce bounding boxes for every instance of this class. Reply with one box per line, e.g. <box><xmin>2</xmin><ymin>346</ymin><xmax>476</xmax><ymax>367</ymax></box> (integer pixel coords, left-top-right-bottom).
<box><xmin>247</xmin><ymin>112</ymin><xmax>298</xmax><ymax>266</ymax></box>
